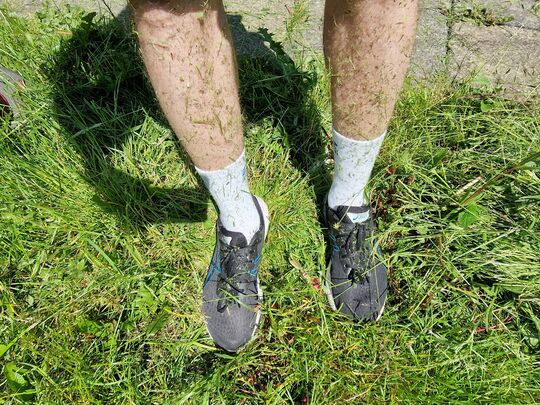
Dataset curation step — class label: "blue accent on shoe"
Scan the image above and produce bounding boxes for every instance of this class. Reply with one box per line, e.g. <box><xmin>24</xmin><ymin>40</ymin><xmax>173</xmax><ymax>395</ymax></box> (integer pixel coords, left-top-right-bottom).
<box><xmin>330</xmin><ymin>235</ymin><xmax>340</xmax><ymax>252</ymax></box>
<box><xmin>204</xmin><ymin>259</ymin><xmax>222</xmax><ymax>286</ymax></box>
<box><xmin>249</xmin><ymin>266</ymin><xmax>259</xmax><ymax>277</ymax></box>
<box><xmin>249</xmin><ymin>255</ymin><xmax>260</xmax><ymax>276</ymax></box>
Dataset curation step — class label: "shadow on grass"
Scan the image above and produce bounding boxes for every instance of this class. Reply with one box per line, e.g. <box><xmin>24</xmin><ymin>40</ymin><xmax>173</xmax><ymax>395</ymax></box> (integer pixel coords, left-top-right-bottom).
<box><xmin>231</xmin><ymin>15</ymin><xmax>330</xmax><ymax>202</ymax></box>
<box><xmin>46</xmin><ymin>10</ymin><xmax>328</xmax><ymax>231</ymax></box>
<box><xmin>46</xmin><ymin>11</ymin><xmax>208</xmax><ymax>228</ymax></box>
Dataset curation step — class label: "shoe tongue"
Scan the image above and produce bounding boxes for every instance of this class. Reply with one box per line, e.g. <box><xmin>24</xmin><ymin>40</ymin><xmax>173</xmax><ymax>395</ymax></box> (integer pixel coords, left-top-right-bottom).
<box><xmin>218</xmin><ymin>223</ymin><xmax>248</xmax><ymax>248</ymax></box>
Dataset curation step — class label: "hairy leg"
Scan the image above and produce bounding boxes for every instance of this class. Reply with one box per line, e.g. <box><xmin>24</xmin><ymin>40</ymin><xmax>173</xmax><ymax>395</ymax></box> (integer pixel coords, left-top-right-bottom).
<box><xmin>324</xmin><ymin>0</ymin><xmax>418</xmax><ymax>140</ymax></box>
<box><xmin>323</xmin><ymin>0</ymin><xmax>419</xmax><ymax>322</ymax></box>
<box><xmin>130</xmin><ymin>1</ymin><xmax>270</xmax><ymax>351</ymax></box>
<box><xmin>130</xmin><ymin>0</ymin><xmax>243</xmax><ymax>170</ymax></box>
<box><xmin>131</xmin><ymin>0</ymin><xmax>263</xmax><ymax>242</ymax></box>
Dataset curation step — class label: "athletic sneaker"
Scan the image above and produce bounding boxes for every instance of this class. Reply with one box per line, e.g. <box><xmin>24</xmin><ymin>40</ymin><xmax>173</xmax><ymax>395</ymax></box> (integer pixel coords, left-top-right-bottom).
<box><xmin>202</xmin><ymin>195</ymin><xmax>269</xmax><ymax>352</ymax></box>
<box><xmin>324</xmin><ymin>202</ymin><xmax>387</xmax><ymax>321</ymax></box>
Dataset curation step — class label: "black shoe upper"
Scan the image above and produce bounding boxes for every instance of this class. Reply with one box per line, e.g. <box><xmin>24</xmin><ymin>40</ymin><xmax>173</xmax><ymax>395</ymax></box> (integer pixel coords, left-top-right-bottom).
<box><xmin>325</xmin><ymin>203</ymin><xmax>387</xmax><ymax>321</ymax></box>
<box><xmin>202</xmin><ymin>196</ymin><xmax>266</xmax><ymax>352</ymax></box>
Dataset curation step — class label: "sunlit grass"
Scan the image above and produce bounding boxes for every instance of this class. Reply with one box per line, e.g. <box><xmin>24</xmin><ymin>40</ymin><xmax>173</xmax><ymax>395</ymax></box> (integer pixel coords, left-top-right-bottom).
<box><xmin>0</xmin><ymin>5</ymin><xmax>539</xmax><ymax>403</ymax></box>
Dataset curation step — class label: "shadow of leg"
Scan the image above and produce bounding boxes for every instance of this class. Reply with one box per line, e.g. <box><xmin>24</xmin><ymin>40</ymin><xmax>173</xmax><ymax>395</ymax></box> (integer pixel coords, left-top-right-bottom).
<box><xmin>229</xmin><ymin>15</ymin><xmax>331</xmax><ymax>204</ymax></box>
<box><xmin>45</xmin><ymin>11</ymin><xmax>208</xmax><ymax>229</ymax></box>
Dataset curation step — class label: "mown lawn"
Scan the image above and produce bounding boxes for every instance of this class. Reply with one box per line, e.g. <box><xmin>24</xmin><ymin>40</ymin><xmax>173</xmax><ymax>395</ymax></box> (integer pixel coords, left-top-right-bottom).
<box><xmin>0</xmin><ymin>5</ymin><xmax>539</xmax><ymax>403</ymax></box>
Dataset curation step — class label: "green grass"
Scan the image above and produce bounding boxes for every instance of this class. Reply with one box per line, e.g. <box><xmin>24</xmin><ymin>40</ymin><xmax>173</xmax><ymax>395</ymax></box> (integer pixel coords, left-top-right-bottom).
<box><xmin>1</xmin><ymin>5</ymin><xmax>539</xmax><ymax>403</ymax></box>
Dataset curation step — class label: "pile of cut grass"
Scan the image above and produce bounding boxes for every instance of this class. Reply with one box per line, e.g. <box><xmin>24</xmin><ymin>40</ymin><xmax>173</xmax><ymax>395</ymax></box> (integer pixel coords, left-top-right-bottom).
<box><xmin>0</xmin><ymin>6</ymin><xmax>539</xmax><ymax>403</ymax></box>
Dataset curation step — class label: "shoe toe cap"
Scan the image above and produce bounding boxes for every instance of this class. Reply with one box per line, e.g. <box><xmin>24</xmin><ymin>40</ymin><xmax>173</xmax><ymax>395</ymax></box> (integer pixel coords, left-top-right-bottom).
<box><xmin>203</xmin><ymin>302</ymin><xmax>259</xmax><ymax>352</ymax></box>
<box><xmin>333</xmin><ymin>263</ymin><xmax>387</xmax><ymax>321</ymax></box>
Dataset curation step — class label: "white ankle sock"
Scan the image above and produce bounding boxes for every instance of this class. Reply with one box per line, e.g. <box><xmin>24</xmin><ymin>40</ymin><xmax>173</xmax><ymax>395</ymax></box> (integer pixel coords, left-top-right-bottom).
<box><xmin>328</xmin><ymin>127</ymin><xmax>386</xmax><ymax>223</ymax></box>
<box><xmin>195</xmin><ymin>150</ymin><xmax>260</xmax><ymax>242</ymax></box>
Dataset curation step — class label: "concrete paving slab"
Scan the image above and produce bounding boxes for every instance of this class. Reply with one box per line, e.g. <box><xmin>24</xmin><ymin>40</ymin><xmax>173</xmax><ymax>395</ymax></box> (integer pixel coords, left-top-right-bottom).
<box><xmin>454</xmin><ymin>0</ymin><xmax>540</xmax><ymax>30</ymax></box>
<box><xmin>410</xmin><ymin>6</ymin><xmax>449</xmax><ymax>79</ymax></box>
<box><xmin>449</xmin><ymin>22</ymin><xmax>540</xmax><ymax>99</ymax></box>
<box><xmin>225</xmin><ymin>0</ymin><xmax>295</xmax><ymax>42</ymax></box>
<box><xmin>5</xmin><ymin>0</ymin><xmax>539</xmax><ymax>100</ymax></box>
<box><xmin>226</xmin><ymin>0</ymin><xmax>323</xmax><ymax>55</ymax></box>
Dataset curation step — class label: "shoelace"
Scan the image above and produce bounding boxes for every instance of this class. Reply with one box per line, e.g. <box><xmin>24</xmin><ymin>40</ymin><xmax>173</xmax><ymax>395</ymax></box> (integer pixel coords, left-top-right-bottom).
<box><xmin>335</xmin><ymin>221</ymin><xmax>374</xmax><ymax>283</ymax></box>
<box><xmin>216</xmin><ymin>244</ymin><xmax>257</xmax><ymax>312</ymax></box>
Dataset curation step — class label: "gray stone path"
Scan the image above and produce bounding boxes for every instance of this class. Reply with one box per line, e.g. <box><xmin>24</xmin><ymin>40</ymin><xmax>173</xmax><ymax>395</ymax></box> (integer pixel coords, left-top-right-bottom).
<box><xmin>450</xmin><ymin>0</ymin><xmax>540</xmax><ymax>99</ymax></box>
<box><xmin>2</xmin><ymin>0</ymin><xmax>540</xmax><ymax>99</ymax></box>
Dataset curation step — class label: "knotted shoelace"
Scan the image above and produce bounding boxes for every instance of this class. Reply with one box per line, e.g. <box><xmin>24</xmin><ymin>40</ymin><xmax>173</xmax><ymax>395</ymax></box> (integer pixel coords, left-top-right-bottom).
<box><xmin>216</xmin><ymin>244</ymin><xmax>257</xmax><ymax>312</ymax></box>
<box><xmin>334</xmin><ymin>220</ymin><xmax>376</xmax><ymax>283</ymax></box>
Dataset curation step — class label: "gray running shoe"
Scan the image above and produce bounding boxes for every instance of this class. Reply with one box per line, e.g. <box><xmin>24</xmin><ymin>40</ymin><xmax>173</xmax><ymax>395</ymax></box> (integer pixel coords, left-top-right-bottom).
<box><xmin>324</xmin><ymin>202</ymin><xmax>387</xmax><ymax>322</ymax></box>
<box><xmin>202</xmin><ymin>195</ymin><xmax>269</xmax><ymax>352</ymax></box>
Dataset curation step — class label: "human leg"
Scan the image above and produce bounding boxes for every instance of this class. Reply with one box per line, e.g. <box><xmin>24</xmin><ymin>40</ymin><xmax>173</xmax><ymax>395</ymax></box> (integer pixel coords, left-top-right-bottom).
<box><xmin>324</xmin><ymin>0</ymin><xmax>418</xmax><ymax>214</ymax></box>
<box><xmin>323</xmin><ymin>0</ymin><xmax>418</xmax><ymax>320</ymax></box>
<box><xmin>130</xmin><ymin>0</ymin><xmax>269</xmax><ymax>351</ymax></box>
<box><xmin>131</xmin><ymin>0</ymin><xmax>261</xmax><ymax>240</ymax></box>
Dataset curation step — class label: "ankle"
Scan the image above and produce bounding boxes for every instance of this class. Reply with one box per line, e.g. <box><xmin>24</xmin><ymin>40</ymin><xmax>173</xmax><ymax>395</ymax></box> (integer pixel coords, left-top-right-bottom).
<box><xmin>218</xmin><ymin>194</ymin><xmax>261</xmax><ymax>241</ymax></box>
